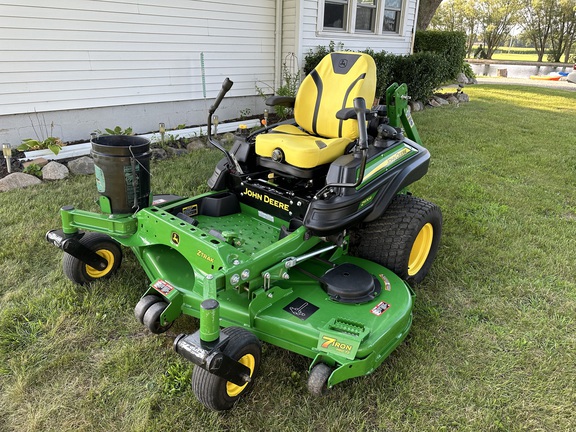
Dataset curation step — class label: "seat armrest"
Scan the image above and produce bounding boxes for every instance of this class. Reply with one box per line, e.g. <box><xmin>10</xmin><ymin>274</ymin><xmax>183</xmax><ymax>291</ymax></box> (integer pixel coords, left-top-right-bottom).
<box><xmin>336</xmin><ymin>107</ymin><xmax>374</xmax><ymax>120</ymax></box>
<box><xmin>336</xmin><ymin>107</ymin><xmax>356</xmax><ymax>120</ymax></box>
<box><xmin>265</xmin><ymin>96</ymin><xmax>296</xmax><ymax>107</ymax></box>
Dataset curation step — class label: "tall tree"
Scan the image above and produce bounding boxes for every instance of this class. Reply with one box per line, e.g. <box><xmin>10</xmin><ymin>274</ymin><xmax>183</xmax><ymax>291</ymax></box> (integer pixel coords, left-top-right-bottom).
<box><xmin>417</xmin><ymin>0</ymin><xmax>445</xmax><ymax>30</ymax></box>
<box><xmin>520</xmin><ymin>0</ymin><xmax>556</xmax><ymax>62</ymax></box>
<box><xmin>476</xmin><ymin>0</ymin><xmax>522</xmax><ymax>59</ymax></box>
<box><xmin>430</xmin><ymin>0</ymin><xmax>478</xmax><ymax>57</ymax></box>
<box><xmin>548</xmin><ymin>0</ymin><xmax>576</xmax><ymax>62</ymax></box>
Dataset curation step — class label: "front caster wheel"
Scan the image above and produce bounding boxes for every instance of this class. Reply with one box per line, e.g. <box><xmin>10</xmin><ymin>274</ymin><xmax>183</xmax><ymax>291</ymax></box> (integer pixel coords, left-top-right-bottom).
<box><xmin>134</xmin><ymin>295</ymin><xmax>163</xmax><ymax>324</ymax></box>
<box><xmin>308</xmin><ymin>363</ymin><xmax>333</xmax><ymax>396</ymax></box>
<box><xmin>191</xmin><ymin>327</ymin><xmax>261</xmax><ymax>411</ymax></box>
<box><xmin>142</xmin><ymin>301</ymin><xmax>173</xmax><ymax>334</ymax></box>
<box><xmin>62</xmin><ymin>233</ymin><xmax>123</xmax><ymax>285</ymax></box>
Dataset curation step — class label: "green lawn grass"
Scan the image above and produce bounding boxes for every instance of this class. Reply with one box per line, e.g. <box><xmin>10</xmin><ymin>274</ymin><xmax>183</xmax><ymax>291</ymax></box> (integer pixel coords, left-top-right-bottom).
<box><xmin>1</xmin><ymin>85</ymin><xmax>576</xmax><ymax>431</ymax></box>
<box><xmin>490</xmin><ymin>52</ymin><xmax>540</xmax><ymax>62</ymax></box>
<box><xmin>469</xmin><ymin>46</ymin><xmax>547</xmax><ymax>62</ymax></box>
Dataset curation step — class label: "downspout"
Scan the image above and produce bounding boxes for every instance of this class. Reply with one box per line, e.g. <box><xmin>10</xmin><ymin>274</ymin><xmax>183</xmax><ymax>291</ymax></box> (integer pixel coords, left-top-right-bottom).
<box><xmin>274</xmin><ymin>0</ymin><xmax>284</xmax><ymax>91</ymax></box>
<box><xmin>295</xmin><ymin>0</ymin><xmax>303</xmax><ymax>74</ymax></box>
<box><xmin>411</xmin><ymin>0</ymin><xmax>421</xmax><ymax>53</ymax></box>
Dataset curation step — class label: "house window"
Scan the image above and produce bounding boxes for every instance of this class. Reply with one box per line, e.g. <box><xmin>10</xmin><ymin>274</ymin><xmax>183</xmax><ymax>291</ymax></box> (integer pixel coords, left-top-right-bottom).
<box><xmin>383</xmin><ymin>0</ymin><xmax>402</xmax><ymax>33</ymax></box>
<box><xmin>324</xmin><ymin>0</ymin><xmax>349</xmax><ymax>30</ymax></box>
<box><xmin>320</xmin><ymin>0</ymin><xmax>404</xmax><ymax>35</ymax></box>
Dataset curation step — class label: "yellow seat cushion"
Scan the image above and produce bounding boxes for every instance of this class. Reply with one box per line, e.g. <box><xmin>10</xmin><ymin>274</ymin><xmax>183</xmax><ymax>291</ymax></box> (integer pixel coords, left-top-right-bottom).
<box><xmin>256</xmin><ymin>125</ymin><xmax>352</xmax><ymax>169</ymax></box>
<box><xmin>255</xmin><ymin>52</ymin><xmax>376</xmax><ymax>170</ymax></box>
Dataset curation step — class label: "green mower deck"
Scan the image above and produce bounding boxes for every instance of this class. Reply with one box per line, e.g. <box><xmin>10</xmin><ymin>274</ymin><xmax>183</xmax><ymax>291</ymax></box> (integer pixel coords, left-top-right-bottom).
<box><xmin>47</xmin><ymin>60</ymin><xmax>442</xmax><ymax>410</ymax></box>
<box><xmin>54</xmin><ymin>193</ymin><xmax>414</xmax><ymax>388</ymax></box>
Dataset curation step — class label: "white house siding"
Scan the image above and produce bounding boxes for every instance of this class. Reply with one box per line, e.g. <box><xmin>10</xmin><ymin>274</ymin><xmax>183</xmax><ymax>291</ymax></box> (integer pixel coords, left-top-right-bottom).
<box><xmin>281</xmin><ymin>0</ymin><xmax>298</xmax><ymax>63</ymax></box>
<box><xmin>0</xmin><ymin>0</ymin><xmax>276</xmax><ymax>144</ymax></box>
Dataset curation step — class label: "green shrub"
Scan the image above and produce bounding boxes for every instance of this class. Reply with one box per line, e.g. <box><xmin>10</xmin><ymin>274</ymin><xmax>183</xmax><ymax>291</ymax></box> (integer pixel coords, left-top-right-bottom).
<box><xmin>461</xmin><ymin>62</ymin><xmax>476</xmax><ymax>80</ymax></box>
<box><xmin>390</xmin><ymin>51</ymin><xmax>447</xmax><ymax>102</ymax></box>
<box><xmin>23</xmin><ymin>163</ymin><xmax>42</xmax><ymax>178</ymax></box>
<box><xmin>363</xmin><ymin>49</ymin><xmax>397</xmax><ymax>99</ymax></box>
<box><xmin>414</xmin><ymin>30</ymin><xmax>466</xmax><ymax>81</ymax></box>
<box><xmin>17</xmin><ymin>137</ymin><xmax>64</xmax><ymax>155</ymax></box>
<box><xmin>303</xmin><ymin>45</ymin><xmax>447</xmax><ymax>102</ymax></box>
<box><xmin>95</xmin><ymin>126</ymin><xmax>133</xmax><ymax>136</ymax></box>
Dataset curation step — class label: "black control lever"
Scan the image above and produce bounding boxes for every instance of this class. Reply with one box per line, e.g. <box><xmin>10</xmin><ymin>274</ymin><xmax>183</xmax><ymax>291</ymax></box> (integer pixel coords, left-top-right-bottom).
<box><xmin>210</xmin><ymin>78</ymin><xmax>233</xmax><ymax>115</ymax></box>
<box><xmin>207</xmin><ymin>78</ymin><xmax>243</xmax><ymax>174</ymax></box>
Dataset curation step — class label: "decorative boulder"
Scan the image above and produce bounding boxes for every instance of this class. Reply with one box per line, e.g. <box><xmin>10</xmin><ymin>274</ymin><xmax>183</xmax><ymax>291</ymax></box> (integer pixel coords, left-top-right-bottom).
<box><xmin>167</xmin><ymin>147</ymin><xmax>188</xmax><ymax>157</ymax></box>
<box><xmin>447</xmin><ymin>95</ymin><xmax>459</xmax><ymax>104</ymax></box>
<box><xmin>42</xmin><ymin>161</ymin><xmax>69</xmax><ymax>180</ymax></box>
<box><xmin>457</xmin><ymin>73</ymin><xmax>469</xmax><ymax>85</ymax></box>
<box><xmin>151</xmin><ymin>148</ymin><xmax>168</xmax><ymax>160</ymax></box>
<box><xmin>0</xmin><ymin>173</ymin><xmax>42</xmax><ymax>192</ymax></box>
<box><xmin>433</xmin><ymin>95</ymin><xmax>449</xmax><ymax>106</ymax></box>
<box><xmin>456</xmin><ymin>93</ymin><xmax>470</xmax><ymax>103</ymax></box>
<box><xmin>68</xmin><ymin>156</ymin><xmax>95</xmax><ymax>175</ymax></box>
<box><xmin>186</xmin><ymin>138</ymin><xmax>206</xmax><ymax>151</ymax></box>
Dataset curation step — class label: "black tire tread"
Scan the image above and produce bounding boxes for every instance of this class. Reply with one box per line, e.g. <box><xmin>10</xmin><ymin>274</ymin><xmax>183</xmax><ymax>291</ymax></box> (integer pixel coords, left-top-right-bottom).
<box><xmin>134</xmin><ymin>295</ymin><xmax>163</xmax><ymax>325</ymax></box>
<box><xmin>308</xmin><ymin>363</ymin><xmax>333</xmax><ymax>397</ymax></box>
<box><xmin>142</xmin><ymin>301</ymin><xmax>172</xmax><ymax>334</ymax></box>
<box><xmin>192</xmin><ymin>327</ymin><xmax>261</xmax><ymax>411</ymax></box>
<box><xmin>349</xmin><ymin>194</ymin><xmax>442</xmax><ymax>284</ymax></box>
<box><xmin>62</xmin><ymin>232</ymin><xmax>123</xmax><ymax>285</ymax></box>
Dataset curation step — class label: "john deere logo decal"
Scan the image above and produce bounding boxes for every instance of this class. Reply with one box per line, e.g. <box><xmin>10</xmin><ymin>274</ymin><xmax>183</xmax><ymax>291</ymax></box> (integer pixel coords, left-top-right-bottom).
<box><xmin>339</xmin><ymin>59</ymin><xmax>348</xmax><ymax>68</ymax></box>
<box><xmin>171</xmin><ymin>232</ymin><xmax>180</xmax><ymax>245</ymax></box>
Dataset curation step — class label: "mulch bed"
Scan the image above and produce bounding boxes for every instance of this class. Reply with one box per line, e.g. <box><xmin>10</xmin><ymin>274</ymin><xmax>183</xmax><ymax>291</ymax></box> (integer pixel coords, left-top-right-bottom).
<box><xmin>0</xmin><ymin>151</ymin><xmax>25</xmax><ymax>180</ymax></box>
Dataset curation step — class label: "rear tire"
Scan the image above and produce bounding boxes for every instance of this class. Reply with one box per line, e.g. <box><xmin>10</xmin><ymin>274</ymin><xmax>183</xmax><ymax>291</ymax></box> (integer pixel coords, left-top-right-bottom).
<box><xmin>350</xmin><ymin>194</ymin><xmax>442</xmax><ymax>284</ymax></box>
<box><xmin>191</xmin><ymin>327</ymin><xmax>261</xmax><ymax>411</ymax></box>
<box><xmin>62</xmin><ymin>233</ymin><xmax>123</xmax><ymax>285</ymax></box>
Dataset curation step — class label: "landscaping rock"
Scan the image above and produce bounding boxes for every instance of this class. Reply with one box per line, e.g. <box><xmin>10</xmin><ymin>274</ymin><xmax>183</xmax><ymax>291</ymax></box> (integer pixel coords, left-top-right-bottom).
<box><xmin>433</xmin><ymin>95</ymin><xmax>449</xmax><ymax>106</ymax></box>
<box><xmin>42</xmin><ymin>161</ymin><xmax>69</xmax><ymax>180</ymax></box>
<box><xmin>457</xmin><ymin>92</ymin><xmax>470</xmax><ymax>103</ymax></box>
<box><xmin>0</xmin><ymin>172</ymin><xmax>42</xmax><ymax>192</ymax></box>
<box><xmin>68</xmin><ymin>156</ymin><xmax>95</xmax><ymax>175</ymax></box>
<box><xmin>447</xmin><ymin>95</ymin><xmax>459</xmax><ymax>104</ymax></box>
<box><xmin>457</xmin><ymin>73</ymin><xmax>469</xmax><ymax>85</ymax></box>
<box><xmin>167</xmin><ymin>147</ymin><xmax>188</xmax><ymax>157</ymax></box>
<box><xmin>23</xmin><ymin>158</ymin><xmax>49</xmax><ymax>168</ymax></box>
<box><xmin>151</xmin><ymin>148</ymin><xmax>168</xmax><ymax>160</ymax></box>
<box><xmin>428</xmin><ymin>99</ymin><xmax>441</xmax><ymax>107</ymax></box>
<box><xmin>409</xmin><ymin>101</ymin><xmax>421</xmax><ymax>112</ymax></box>
<box><xmin>186</xmin><ymin>138</ymin><xmax>206</xmax><ymax>152</ymax></box>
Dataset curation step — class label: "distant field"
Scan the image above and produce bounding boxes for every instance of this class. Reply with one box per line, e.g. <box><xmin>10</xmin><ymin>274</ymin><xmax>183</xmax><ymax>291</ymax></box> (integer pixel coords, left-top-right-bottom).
<box><xmin>490</xmin><ymin>52</ymin><xmax>539</xmax><ymax>62</ymax></box>
<box><xmin>469</xmin><ymin>46</ymin><xmax>540</xmax><ymax>62</ymax></box>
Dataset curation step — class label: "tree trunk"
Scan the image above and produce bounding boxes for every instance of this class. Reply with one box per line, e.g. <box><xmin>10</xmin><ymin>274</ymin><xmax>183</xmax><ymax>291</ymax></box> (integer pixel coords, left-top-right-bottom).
<box><xmin>417</xmin><ymin>0</ymin><xmax>444</xmax><ymax>30</ymax></box>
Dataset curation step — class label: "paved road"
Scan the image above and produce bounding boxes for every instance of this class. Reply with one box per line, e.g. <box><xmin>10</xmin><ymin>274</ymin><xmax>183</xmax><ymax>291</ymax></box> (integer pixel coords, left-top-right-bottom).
<box><xmin>475</xmin><ymin>76</ymin><xmax>576</xmax><ymax>92</ymax></box>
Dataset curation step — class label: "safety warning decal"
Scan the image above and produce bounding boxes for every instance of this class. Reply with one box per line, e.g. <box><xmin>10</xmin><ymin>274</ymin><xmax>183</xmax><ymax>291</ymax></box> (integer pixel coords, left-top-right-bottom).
<box><xmin>153</xmin><ymin>279</ymin><xmax>175</xmax><ymax>296</ymax></box>
<box><xmin>370</xmin><ymin>301</ymin><xmax>390</xmax><ymax>316</ymax></box>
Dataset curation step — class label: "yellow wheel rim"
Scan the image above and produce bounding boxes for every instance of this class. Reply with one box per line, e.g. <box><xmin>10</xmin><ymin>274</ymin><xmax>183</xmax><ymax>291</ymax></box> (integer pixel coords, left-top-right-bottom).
<box><xmin>226</xmin><ymin>354</ymin><xmax>255</xmax><ymax>397</ymax></box>
<box><xmin>85</xmin><ymin>249</ymin><xmax>115</xmax><ymax>278</ymax></box>
<box><xmin>408</xmin><ymin>223</ymin><xmax>433</xmax><ymax>276</ymax></box>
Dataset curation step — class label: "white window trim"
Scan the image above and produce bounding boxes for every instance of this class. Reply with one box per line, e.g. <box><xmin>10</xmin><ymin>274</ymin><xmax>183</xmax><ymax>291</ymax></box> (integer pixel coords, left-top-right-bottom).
<box><xmin>317</xmin><ymin>0</ymin><xmax>406</xmax><ymax>38</ymax></box>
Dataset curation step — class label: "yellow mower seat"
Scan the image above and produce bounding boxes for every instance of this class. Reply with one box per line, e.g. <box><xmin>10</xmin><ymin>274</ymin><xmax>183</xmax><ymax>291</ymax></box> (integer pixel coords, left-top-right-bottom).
<box><xmin>256</xmin><ymin>52</ymin><xmax>376</xmax><ymax>170</ymax></box>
